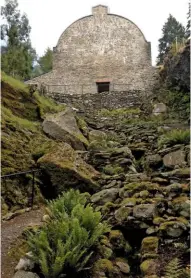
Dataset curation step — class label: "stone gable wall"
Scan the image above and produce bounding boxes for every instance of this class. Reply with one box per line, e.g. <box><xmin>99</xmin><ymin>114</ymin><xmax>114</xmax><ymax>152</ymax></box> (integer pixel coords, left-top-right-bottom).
<box><xmin>26</xmin><ymin>5</ymin><xmax>156</xmax><ymax>93</ymax></box>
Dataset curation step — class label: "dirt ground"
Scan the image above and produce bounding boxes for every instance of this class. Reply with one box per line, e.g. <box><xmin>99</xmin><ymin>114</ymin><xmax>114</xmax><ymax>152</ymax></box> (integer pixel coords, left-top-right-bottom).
<box><xmin>1</xmin><ymin>208</ymin><xmax>44</xmax><ymax>278</ymax></box>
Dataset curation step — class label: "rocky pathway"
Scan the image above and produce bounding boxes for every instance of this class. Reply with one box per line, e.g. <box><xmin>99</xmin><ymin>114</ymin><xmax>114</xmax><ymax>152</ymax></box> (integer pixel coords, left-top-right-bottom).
<box><xmin>1</xmin><ymin>208</ymin><xmax>45</xmax><ymax>278</ymax></box>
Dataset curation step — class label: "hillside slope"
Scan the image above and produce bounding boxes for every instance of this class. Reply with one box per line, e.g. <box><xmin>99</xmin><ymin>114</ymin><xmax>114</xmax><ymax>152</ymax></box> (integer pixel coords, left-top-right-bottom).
<box><xmin>1</xmin><ymin>72</ymin><xmax>65</xmax><ymax>214</ymax></box>
<box><xmin>1</xmin><ymin>73</ymin><xmax>190</xmax><ymax>278</ymax></box>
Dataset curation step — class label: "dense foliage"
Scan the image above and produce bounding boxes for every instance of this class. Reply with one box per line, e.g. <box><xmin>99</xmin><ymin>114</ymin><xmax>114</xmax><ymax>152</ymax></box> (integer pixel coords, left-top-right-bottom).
<box><xmin>185</xmin><ymin>2</ymin><xmax>191</xmax><ymax>39</ymax></box>
<box><xmin>32</xmin><ymin>48</ymin><xmax>53</xmax><ymax>77</ymax></box>
<box><xmin>157</xmin><ymin>14</ymin><xmax>185</xmax><ymax>64</ymax></box>
<box><xmin>27</xmin><ymin>189</ymin><xmax>110</xmax><ymax>278</ymax></box>
<box><xmin>1</xmin><ymin>0</ymin><xmax>36</xmax><ymax>80</ymax></box>
<box><xmin>38</xmin><ymin>47</ymin><xmax>53</xmax><ymax>73</ymax></box>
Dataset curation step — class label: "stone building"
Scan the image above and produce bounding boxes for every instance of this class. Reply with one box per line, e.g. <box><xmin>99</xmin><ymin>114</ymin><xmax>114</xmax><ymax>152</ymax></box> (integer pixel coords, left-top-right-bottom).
<box><xmin>27</xmin><ymin>5</ymin><xmax>155</xmax><ymax>97</ymax></box>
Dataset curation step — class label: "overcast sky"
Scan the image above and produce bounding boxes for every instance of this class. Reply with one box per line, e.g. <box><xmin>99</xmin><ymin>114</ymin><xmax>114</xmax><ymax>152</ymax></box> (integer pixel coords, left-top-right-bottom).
<box><xmin>2</xmin><ymin>0</ymin><xmax>189</xmax><ymax>65</ymax></box>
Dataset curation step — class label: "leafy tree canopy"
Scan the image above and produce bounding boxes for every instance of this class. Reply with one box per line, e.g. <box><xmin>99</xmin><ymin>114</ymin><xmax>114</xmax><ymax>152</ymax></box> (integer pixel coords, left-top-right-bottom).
<box><xmin>32</xmin><ymin>47</ymin><xmax>53</xmax><ymax>78</ymax></box>
<box><xmin>1</xmin><ymin>0</ymin><xmax>37</xmax><ymax>80</ymax></box>
<box><xmin>38</xmin><ymin>47</ymin><xmax>53</xmax><ymax>73</ymax></box>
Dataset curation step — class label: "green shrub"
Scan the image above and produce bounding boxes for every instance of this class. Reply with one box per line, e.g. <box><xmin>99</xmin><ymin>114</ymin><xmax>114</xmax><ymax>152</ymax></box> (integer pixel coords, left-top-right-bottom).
<box><xmin>27</xmin><ymin>189</ymin><xmax>110</xmax><ymax>278</ymax></box>
<box><xmin>158</xmin><ymin>129</ymin><xmax>190</xmax><ymax>148</ymax></box>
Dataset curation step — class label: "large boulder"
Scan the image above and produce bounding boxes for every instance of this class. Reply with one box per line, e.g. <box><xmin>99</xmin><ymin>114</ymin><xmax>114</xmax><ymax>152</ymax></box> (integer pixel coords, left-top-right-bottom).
<box><xmin>42</xmin><ymin>108</ymin><xmax>89</xmax><ymax>150</ymax></box>
<box><xmin>38</xmin><ymin>143</ymin><xmax>99</xmax><ymax>196</ymax></box>
<box><xmin>163</xmin><ymin>150</ymin><xmax>186</xmax><ymax>168</ymax></box>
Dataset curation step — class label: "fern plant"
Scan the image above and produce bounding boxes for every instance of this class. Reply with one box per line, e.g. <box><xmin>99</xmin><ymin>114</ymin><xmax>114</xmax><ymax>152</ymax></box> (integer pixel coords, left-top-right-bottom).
<box><xmin>164</xmin><ymin>258</ymin><xmax>184</xmax><ymax>278</ymax></box>
<box><xmin>27</xmin><ymin>189</ymin><xmax>110</xmax><ymax>278</ymax></box>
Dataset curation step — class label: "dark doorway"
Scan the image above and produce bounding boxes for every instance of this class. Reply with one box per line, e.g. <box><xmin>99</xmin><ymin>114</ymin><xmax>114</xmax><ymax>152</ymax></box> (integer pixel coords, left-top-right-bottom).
<box><xmin>96</xmin><ymin>82</ymin><xmax>110</xmax><ymax>93</ymax></box>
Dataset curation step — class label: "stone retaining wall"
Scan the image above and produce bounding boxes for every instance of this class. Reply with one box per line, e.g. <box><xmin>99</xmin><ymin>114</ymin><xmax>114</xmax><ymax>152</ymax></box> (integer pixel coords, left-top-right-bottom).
<box><xmin>47</xmin><ymin>90</ymin><xmax>147</xmax><ymax>112</ymax></box>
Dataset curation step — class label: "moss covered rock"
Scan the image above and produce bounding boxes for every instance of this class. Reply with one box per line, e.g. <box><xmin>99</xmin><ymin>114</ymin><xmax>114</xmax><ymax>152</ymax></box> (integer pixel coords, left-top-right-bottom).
<box><xmin>38</xmin><ymin>143</ymin><xmax>99</xmax><ymax>196</ymax></box>
<box><xmin>172</xmin><ymin>196</ymin><xmax>190</xmax><ymax>218</ymax></box>
<box><xmin>98</xmin><ymin>244</ymin><xmax>113</xmax><ymax>259</ymax></box>
<box><xmin>133</xmin><ymin>204</ymin><xmax>156</xmax><ymax>220</ymax></box>
<box><xmin>109</xmin><ymin>230</ymin><xmax>132</xmax><ymax>254</ymax></box>
<box><xmin>114</xmin><ymin>206</ymin><xmax>132</xmax><ymax>223</ymax></box>
<box><xmin>140</xmin><ymin>259</ymin><xmax>157</xmax><ymax>276</ymax></box>
<box><xmin>141</xmin><ymin>237</ymin><xmax>159</xmax><ymax>259</ymax></box>
<box><xmin>94</xmin><ymin>259</ymin><xmax>114</xmax><ymax>273</ymax></box>
<box><xmin>89</xmin><ymin>130</ymin><xmax>107</xmax><ymax>142</ymax></box>
<box><xmin>121</xmin><ymin>197</ymin><xmax>139</xmax><ymax>206</ymax></box>
<box><xmin>119</xmin><ymin>182</ymin><xmax>161</xmax><ymax>198</ymax></box>
<box><xmin>159</xmin><ymin>220</ymin><xmax>187</xmax><ymax>237</ymax></box>
<box><xmin>43</xmin><ymin>108</ymin><xmax>89</xmax><ymax>150</ymax></box>
<box><xmin>91</xmin><ymin>188</ymin><xmax>118</xmax><ymax>205</ymax></box>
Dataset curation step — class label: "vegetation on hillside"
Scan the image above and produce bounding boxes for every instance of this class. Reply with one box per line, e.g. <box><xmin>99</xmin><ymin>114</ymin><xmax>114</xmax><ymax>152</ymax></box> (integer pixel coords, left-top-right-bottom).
<box><xmin>1</xmin><ymin>72</ymin><xmax>65</xmax><ymax>213</ymax></box>
<box><xmin>1</xmin><ymin>0</ymin><xmax>36</xmax><ymax>80</ymax></box>
<box><xmin>158</xmin><ymin>129</ymin><xmax>190</xmax><ymax>148</ymax></box>
<box><xmin>28</xmin><ymin>189</ymin><xmax>109</xmax><ymax>278</ymax></box>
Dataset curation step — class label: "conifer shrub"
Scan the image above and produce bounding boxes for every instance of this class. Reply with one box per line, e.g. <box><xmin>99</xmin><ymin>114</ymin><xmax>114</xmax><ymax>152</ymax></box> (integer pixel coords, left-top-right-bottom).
<box><xmin>27</xmin><ymin>189</ymin><xmax>110</xmax><ymax>278</ymax></box>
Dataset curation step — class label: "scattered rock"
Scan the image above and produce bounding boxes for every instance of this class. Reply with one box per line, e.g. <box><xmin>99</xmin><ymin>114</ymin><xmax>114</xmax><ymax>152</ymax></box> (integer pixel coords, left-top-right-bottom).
<box><xmin>141</xmin><ymin>237</ymin><xmax>159</xmax><ymax>257</ymax></box>
<box><xmin>115</xmin><ymin>206</ymin><xmax>132</xmax><ymax>223</ymax></box>
<box><xmin>15</xmin><ymin>257</ymin><xmax>35</xmax><ymax>272</ymax></box>
<box><xmin>115</xmin><ymin>261</ymin><xmax>130</xmax><ymax>274</ymax></box>
<box><xmin>140</xmin><ymin>259</ymin><xmax>157</xmax><ymax>276</ymax></box>
<box><xmin>152</xmin><ymin>103</ymin><xmax>167</xmax><ymax>116</ymax></box>
<box><xmin>159</xmin><ymin>221</ymin><xmax>187</xmax><ymax>237</ymax></box>
<box><xmin>133</xmin><ymin>204</ymin><xmax>156</xmax><ymax>219</ymax></box>
<box><xmin>91</xmin><ymin>188</ymin><xmax>118</xmax><ymax>205</ymax></box>
<box><xmin>42</xmin><ymin>214</ymin><xmax>51</xmax><ymax>222</ymax></box>
<box><xmin>145</xmin><ymin>154</ymin><xmax>162</xmax><ymax>169</ymax></box>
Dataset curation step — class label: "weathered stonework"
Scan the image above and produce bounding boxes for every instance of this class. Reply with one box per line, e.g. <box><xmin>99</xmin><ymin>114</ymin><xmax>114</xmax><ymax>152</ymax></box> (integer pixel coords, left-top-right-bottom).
<box><xmin>46</xmin><ymin>90</ymin><xmax>144</xmax><ymax>112</ymax></box>
<box><xmin>27</xmin><ymin>5</ymin><xmax>156</xmax><ymax>96</ymax></box>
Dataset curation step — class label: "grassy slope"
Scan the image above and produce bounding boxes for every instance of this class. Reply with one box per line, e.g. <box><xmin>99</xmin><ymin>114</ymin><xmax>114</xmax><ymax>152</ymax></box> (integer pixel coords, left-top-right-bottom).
<box><xmin>1</xmin><ymin>72</ymin><xmax>65</xmax><ymax>213</ymax></box>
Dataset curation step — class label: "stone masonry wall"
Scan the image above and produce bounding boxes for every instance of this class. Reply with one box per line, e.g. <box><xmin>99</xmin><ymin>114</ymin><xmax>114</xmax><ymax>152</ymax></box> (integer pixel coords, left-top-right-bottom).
<box><xmin>46</xmin><ymin>90</ymin><xmax>145</xmax><ymax>112</ymax></box>
<box><xmin>26</xmin><ymin>5</ymin><xmax>156</xmax><ymax>93</ymax></box>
